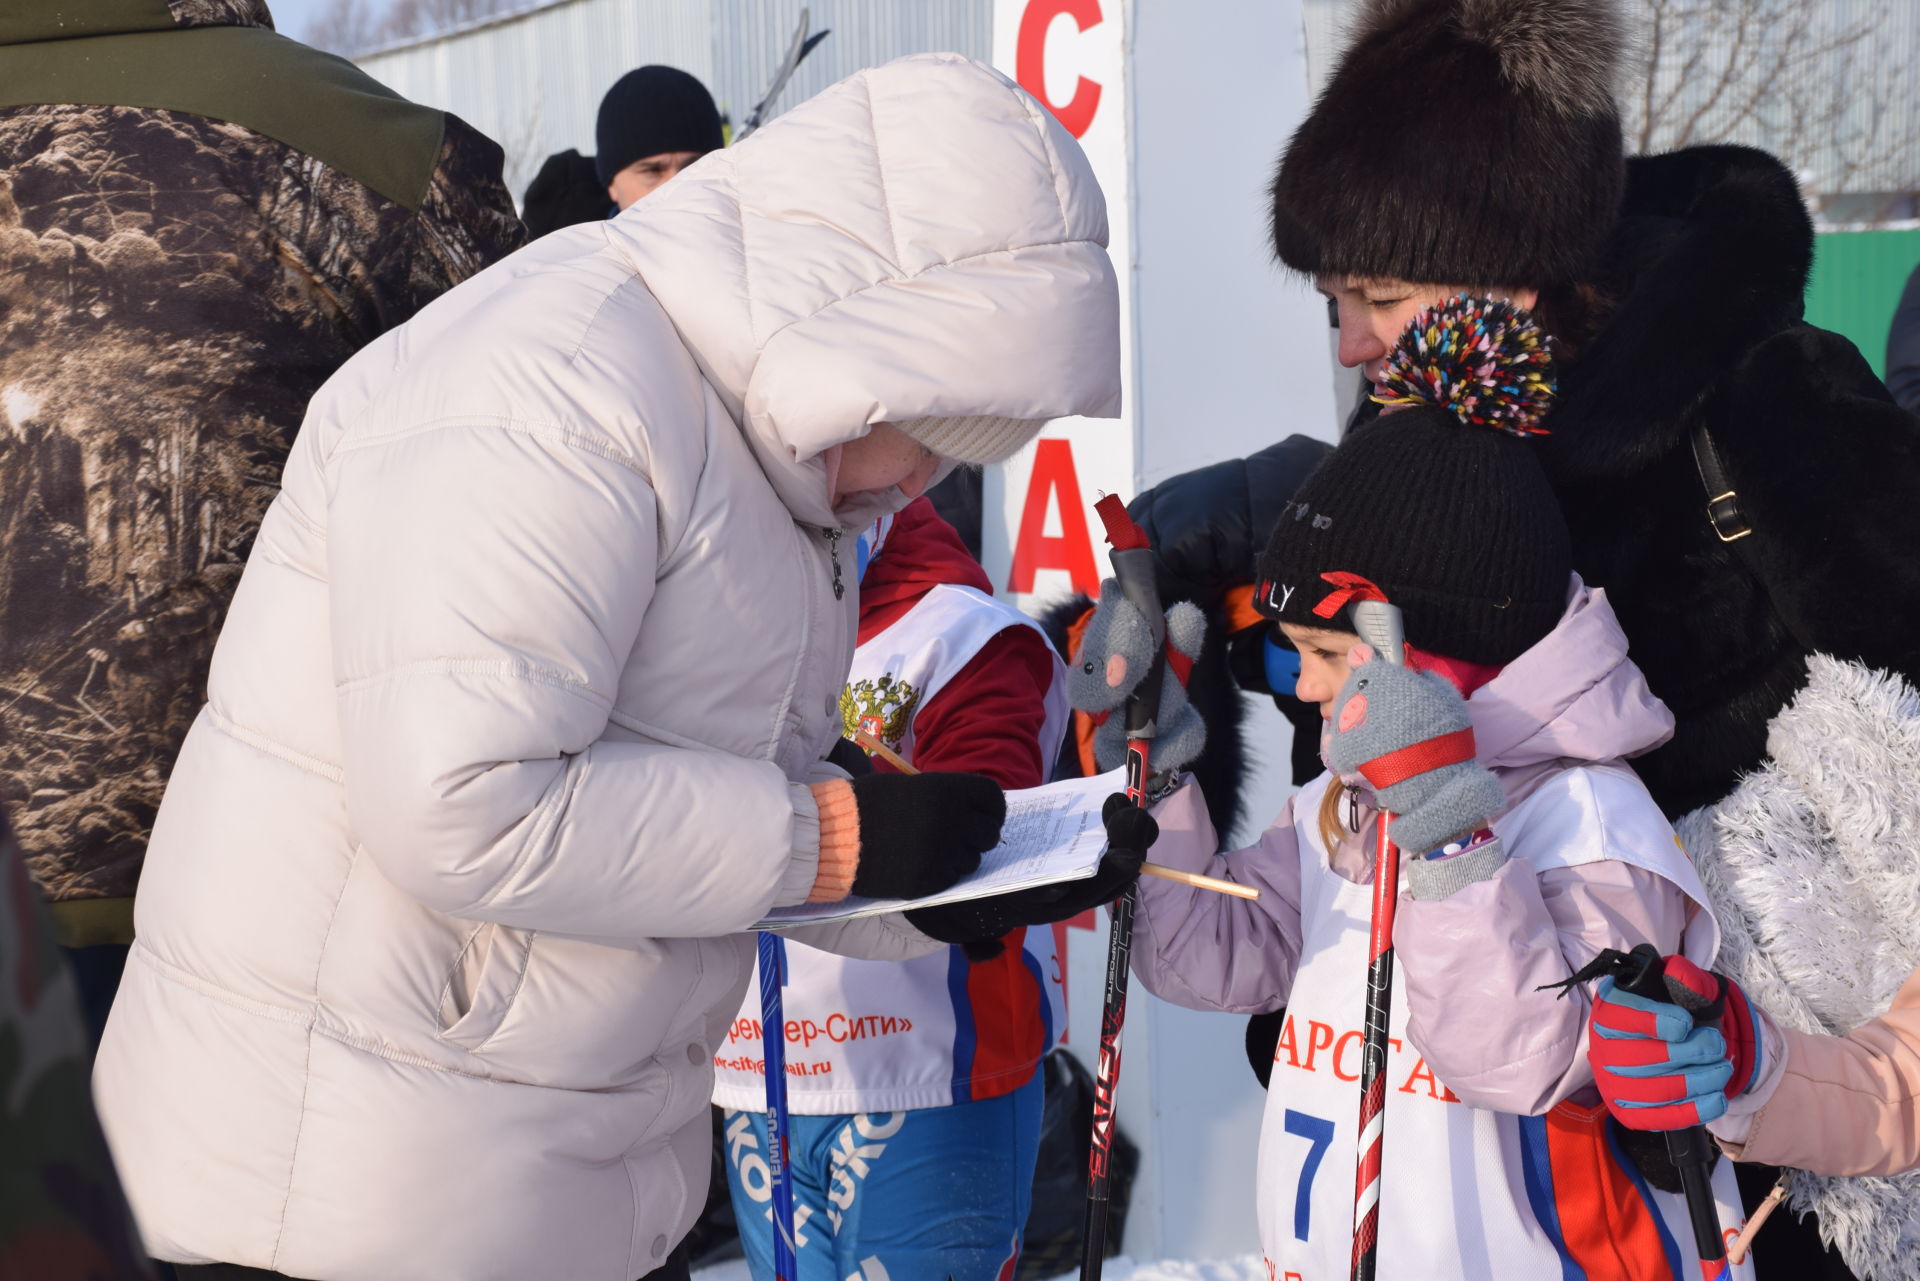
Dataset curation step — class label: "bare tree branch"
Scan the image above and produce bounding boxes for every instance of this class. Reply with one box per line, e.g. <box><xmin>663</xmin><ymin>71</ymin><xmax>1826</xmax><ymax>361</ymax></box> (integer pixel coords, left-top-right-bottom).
<box><xmin>302</xmin><ymin>0</ymin><xmax>517</xmax><ymax>57</ymax></box>
<box><xmin>1621</xmin><ymin>0</ymin><xmax>1919</xmax><ymax>224</ymax></box>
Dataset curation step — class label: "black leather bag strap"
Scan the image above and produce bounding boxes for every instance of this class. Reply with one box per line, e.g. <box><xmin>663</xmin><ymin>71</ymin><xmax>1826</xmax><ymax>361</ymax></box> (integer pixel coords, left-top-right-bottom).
<box><xmin>1690</xmin><ymin>424</ymin><xmax>1754</xmax><ymax>544</ymax></box>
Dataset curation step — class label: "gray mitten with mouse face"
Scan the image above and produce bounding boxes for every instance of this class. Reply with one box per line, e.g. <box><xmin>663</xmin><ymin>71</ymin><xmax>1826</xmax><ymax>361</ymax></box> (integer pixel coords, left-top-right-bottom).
<box><xmin>1325</xmin><ymin>654</ymin><xmax>1508</xmax><ymax>898</ymax></box>
<box><xmin>1066</xmin><ymin>578</ymin><xmax>1208</xmax><ymax>776</ymax></box>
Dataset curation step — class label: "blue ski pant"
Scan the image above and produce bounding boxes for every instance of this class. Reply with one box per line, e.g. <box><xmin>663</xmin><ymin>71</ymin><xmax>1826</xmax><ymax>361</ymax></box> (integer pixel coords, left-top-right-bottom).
<box><xmin>721</xmin><ymin>1073</ymin><xmax>1043</xmax><ymax>1281</ymax></box>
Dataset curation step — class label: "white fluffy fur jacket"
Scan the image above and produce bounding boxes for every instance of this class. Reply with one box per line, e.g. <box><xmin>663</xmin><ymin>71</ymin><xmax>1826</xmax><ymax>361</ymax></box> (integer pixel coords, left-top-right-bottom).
<box><xmin>1677</xmin><ymin>655</ymin><xmax>1920</xmax><ymax>1280</ymax></box>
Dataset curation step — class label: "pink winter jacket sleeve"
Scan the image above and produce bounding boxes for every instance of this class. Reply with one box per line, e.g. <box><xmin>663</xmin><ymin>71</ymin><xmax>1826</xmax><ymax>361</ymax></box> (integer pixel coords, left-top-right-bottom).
<box><xmin>1127</xmin><ymin>781</ymin><xmax>1306</xmax><ymax>1014</ymax></box>
<box><xmin>1395</xmin><ymin>857</ymin><xmax>1691</xmax><ymax>1115</ymax></box>
<box><xmin>1126</xmin><ymin>775</ymin><xmax>1693</xmax><ymax>1109</ymax></box>
<box><xmin>1714</xmin><ymin>967</ymin><xmax>1920</xmax><ymax>1176</ymax></box>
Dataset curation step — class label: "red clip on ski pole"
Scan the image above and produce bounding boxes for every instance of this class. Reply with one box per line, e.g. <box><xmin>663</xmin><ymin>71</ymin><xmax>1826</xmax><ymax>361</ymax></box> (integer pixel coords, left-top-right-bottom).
<box><xmin>1079</xmin><ymin>494</ymin><xmax>1165</xmax><ymax>1281</ymax></box>
<box><xmin>1346</xmin><ymin>592</ymin><xmax>1403</xmax><ymax>1281</ymax></box>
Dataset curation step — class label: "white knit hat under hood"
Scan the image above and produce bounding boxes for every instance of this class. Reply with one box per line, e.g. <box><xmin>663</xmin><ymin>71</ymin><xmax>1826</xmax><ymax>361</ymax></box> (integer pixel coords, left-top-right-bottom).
<box><xmin>893</xmin><ymin>414</ymin><xmax>1051</xmax><ymax>465</ymax></box>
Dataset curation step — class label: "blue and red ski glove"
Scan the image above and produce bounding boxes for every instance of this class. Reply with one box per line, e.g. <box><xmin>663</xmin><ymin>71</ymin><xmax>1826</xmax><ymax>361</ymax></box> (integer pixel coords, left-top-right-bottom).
<box><xmin>1589</xmin><ymin>955</ymin><xmax>1763</xmax><ymax>1130</ymax></box>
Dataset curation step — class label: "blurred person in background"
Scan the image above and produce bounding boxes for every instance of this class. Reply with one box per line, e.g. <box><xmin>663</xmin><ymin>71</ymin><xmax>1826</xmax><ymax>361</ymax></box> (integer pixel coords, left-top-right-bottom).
<box><xmin>0</xmin><ymin>804</ymin><xmax>153</xmax><ymax>1281</ymax></box>
<box><xmin>1886</xmin><ymin>260</ymin><xmax>1920</xmax><ymax>416</ymax></box>
<box><xmin>522</xmin><ymin>64</ymin><xmax>724</xmax><ymax>236</ymax></box>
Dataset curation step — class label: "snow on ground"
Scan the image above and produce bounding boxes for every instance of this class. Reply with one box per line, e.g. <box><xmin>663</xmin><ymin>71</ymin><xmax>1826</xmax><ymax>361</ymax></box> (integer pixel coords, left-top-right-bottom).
<box><xmin>692</xmin><ymin>1257</ymin><xmax>1267</xmax><ymax>1281</ymax></box>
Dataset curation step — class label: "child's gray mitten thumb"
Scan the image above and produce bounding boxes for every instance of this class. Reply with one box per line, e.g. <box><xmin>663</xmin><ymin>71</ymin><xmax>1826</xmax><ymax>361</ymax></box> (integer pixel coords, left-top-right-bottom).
<box><xmin>1325</xmin><ymin>659</ymin><xmax>1504</xmax><ymax>857</ymax></box>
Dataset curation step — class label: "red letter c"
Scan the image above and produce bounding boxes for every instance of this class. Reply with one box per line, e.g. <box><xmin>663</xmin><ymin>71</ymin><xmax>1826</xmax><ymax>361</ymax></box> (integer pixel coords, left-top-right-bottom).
<box><xmin>1015</xmin><ymin>0</ymin><xmax>1103</xmax><ymax>139</ymax></box>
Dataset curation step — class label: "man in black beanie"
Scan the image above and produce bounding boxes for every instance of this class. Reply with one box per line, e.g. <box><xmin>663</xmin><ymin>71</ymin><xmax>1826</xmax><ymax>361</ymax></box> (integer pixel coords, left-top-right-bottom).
<box><xmin>597</xmin><ymin>65</ymin><xmax>725</xmax><ymax>210</ymax></box>
<box><xmin>523</xmin><ymin>65</ymin><xmax>724</xmax><ymax>236</ymax></box>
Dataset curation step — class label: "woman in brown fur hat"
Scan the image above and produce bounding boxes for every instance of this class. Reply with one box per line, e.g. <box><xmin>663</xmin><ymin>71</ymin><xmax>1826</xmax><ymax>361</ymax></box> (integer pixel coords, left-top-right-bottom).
<box><xmin>1269</xmin><ymin>4</ymin><xmax>1920</xmax><ymax>1279</ymax></box>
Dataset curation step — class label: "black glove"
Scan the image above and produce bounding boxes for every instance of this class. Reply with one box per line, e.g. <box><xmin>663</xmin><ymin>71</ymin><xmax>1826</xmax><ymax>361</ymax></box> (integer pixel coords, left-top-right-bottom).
<box><xmin>908</xmin><ymin>794</ymin><xmax>1158</xmax><ymax>959</ymax></box>
<box><xmin>1245</xmin><ymin>1010</ymin><xmax>1286</xmax><ymax>1090</ymax></box>
<box><xmin>824</xmin><ymin>736</ymin><xmax>876</xmax><ymax>778</ymax></box>
<box><xmin>847</xmin><ymin>772</ymin><xmax>1004</xmax><ymax>901</ymax></box>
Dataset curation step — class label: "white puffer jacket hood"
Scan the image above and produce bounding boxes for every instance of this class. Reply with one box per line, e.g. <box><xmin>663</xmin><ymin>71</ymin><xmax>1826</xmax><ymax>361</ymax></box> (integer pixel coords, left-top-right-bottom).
<box><xmin>93</xmin><ymin>54</ymin><xmax>1118</xmax><ymax>1281</ymax></box>
<box><xmin>613</xmin><ymin>54</ymin><xmax>1118</xmax><ymax>526</ymax></box>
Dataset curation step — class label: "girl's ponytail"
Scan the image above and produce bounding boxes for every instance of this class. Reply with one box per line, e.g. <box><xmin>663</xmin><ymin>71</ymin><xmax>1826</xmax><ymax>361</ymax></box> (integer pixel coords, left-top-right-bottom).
<box><xmin>1317</xmin><ymin>779</ymin><xmax>1348</xmax><ymax>857</ymax></box>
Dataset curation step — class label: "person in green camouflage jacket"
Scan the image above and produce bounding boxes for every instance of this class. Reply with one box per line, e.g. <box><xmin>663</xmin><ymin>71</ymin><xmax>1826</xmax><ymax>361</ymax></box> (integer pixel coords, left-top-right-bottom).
<box><xmin>0</xmin><ymin>1</ymin><xmax>525</xmax><ymax>987</ymax></box>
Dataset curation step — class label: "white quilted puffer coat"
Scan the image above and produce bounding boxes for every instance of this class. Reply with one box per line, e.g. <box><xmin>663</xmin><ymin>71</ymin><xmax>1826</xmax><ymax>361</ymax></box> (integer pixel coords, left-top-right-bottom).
<box><xmin>92</xmin><ymin>55</ymin><xmax>1118</xmax><ymax>1281</ymax></box>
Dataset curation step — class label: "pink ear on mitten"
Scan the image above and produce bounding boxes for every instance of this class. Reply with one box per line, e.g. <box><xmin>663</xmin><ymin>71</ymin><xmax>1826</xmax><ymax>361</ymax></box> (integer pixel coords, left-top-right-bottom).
<box><xmin>1334</xmin><ymin>643</ymin><xmax>1377</xmax><ymax>730</ymax></box>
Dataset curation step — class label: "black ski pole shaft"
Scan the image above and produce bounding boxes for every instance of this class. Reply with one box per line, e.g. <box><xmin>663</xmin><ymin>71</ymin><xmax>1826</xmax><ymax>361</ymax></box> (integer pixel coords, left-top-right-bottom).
<box><xmin>737</xmin><ymin>6</ymin><xmax>831</xmax><ymax>139</ymax></box>
<box><xmin>1080</xmin><ymin>495</ymin><xmax>1165</xmax><ymax>1281</ymax></box>
<box><xmin>1080</xmin><ymin>876</ymin><xmax>1133</xmax><ymax>1281</ymax></box>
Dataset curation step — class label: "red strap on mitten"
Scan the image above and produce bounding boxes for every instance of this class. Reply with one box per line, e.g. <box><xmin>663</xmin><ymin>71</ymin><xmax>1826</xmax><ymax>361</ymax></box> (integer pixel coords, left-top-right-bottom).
<box><xmin>1356</xmin><ymin>728</ymin><xmax>1477</xmax><ymax>789</ymax></box>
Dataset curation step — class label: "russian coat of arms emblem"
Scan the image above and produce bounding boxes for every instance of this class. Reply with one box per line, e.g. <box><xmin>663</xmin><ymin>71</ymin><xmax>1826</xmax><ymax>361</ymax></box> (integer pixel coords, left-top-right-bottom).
<box><xmin>839</xmin><ymin>673</ymin><xmax>921</xmax><ymax>749</ymax></box>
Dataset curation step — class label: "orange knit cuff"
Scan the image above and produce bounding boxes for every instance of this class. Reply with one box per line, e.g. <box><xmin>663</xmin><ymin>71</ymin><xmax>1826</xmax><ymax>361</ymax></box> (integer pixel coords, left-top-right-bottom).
<box><xmin>807</xmin><ymin>779</ymin><xmax>861</xmax><ymax>903</ymax></box>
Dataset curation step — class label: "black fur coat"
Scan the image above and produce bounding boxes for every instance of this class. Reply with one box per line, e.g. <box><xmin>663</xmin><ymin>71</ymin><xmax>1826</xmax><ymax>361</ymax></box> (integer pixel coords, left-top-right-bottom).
<box><xmin>1541</xmin><ymin>145</ymin><xmax>1920</xmax><ymax>819</ymax></box>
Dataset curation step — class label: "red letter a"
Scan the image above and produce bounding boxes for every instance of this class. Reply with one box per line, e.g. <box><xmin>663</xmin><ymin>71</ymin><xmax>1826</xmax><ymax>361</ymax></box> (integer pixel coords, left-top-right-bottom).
<box><xmin>1007</xmin><ymin>438</ymin><xmax>1100</xmax><ymax>596</ymax></box>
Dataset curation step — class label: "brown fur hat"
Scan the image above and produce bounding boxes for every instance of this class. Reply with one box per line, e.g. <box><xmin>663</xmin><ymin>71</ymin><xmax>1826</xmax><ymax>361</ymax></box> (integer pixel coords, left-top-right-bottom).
<box><xmin>1271</xmin><ymin>0</ymin><xmax>1628</xmax><ymax>289</ymax></box>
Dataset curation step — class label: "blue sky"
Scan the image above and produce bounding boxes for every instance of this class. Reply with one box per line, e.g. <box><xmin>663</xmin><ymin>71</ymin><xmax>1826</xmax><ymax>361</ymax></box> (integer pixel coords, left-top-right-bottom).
<box><xmin>271</xmin><ymin>0</ymin><xmax>397</xmax><ymax>43</ymax></box>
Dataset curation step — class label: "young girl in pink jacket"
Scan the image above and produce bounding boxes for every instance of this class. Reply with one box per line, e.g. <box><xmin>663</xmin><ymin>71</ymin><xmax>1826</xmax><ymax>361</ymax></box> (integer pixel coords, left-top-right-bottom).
<box><xmin>1098</xmin><ymin>301</ymin><xmax>1754</xmax><ymax>1280</ymax></box>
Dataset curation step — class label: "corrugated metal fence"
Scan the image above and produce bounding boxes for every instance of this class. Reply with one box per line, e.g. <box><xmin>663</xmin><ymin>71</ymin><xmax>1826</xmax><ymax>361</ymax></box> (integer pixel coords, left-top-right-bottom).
<box><xmin>707</xmin><ymin>0</ymin><xmax>987</xmax><ymax>137</ymax></box>
<box><xmin>356</xmin><ymin>0</ymin><xmax>991</xmax><ymax>199</ymax></box>
<box><xmin>365</xmin><ymin>1</ymin><xmax>1918</xmax><ymax>372</ymax></box>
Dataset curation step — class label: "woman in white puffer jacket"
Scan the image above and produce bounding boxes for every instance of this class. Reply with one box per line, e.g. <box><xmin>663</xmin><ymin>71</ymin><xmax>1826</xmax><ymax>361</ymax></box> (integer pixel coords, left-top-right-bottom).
<box><xmin>91</xmin><ymin>54</ymin><xmax>1119</xmax><ymax>1281</ymax></box>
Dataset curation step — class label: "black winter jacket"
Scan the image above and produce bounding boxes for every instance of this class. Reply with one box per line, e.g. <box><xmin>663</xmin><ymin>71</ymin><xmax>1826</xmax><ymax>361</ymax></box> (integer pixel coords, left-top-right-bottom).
<box><xmin>1542</xmin><ymin>145</ymin><xmax>1920</xmax><ymax>817</ymax></box>
<box><xmin>1041</xmin><ymin>435</ymin><xmax>1332</xmax><ymax>844</ymax></box>
<box><xmin>1887</xmin><ymin>263</ymin><xmax>1920</xmax><ymax>417</ymax></box>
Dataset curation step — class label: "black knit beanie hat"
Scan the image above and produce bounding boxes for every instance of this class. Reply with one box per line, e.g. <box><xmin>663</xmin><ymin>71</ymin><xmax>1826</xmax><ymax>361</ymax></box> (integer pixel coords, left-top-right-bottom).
<box><xmin>1270</xmin><ymin>0</ymin><xmax>1627</xmax><ymax>289</ymax></box>
<box><xmin>1257</xmin><ymin>298</ymin><xmax>1571</xmax><ymax>666</ymax></box>
<box><xmin>595</xmin><ymin>66</ymin><xmax>725</xmax><ymax>187</ymax></box>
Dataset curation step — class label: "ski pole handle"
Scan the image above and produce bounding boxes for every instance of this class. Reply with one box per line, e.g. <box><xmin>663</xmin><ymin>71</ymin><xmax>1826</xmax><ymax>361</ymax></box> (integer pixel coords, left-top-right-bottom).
<box><xmin>1110</xmin><ymin>545</ymin><xmax>1167</xmax><ymax>751</ymax></box>
<box><xmin>1350</xmin><ymin>599</ymin><xmax>1405</xmax><ymax>668</ymax></box>
<box><xmin>1094</xmin><ymin>495</ymin><xmax>1168</xmax><ymax>792</ymax></box>
<box><xmin>1613</xmin><ymin>948</ymin><xmax>1728</xmax><ymax>1275</ymax></box>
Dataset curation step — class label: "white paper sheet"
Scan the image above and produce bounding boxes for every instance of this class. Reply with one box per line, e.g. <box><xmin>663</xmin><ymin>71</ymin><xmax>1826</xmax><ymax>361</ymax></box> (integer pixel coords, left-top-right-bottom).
<box><xmin>754</xmin><ymin>766</ymin><xmax>1128</xmax><ymax>929</ymax></box>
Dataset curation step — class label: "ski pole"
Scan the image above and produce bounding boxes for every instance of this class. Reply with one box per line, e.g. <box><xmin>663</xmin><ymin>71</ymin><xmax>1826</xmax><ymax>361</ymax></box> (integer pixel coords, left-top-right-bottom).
<box><xmin>1564</xmin><ymin>944</ymin><xmax>1730</xmax><ymax>1280</ymax></box>
<box><xmin>757</xmin><ymin>931</ymin><xmax>798</xmax><ymax>1281</ymax></box>
<box><xmin>736</xmin><ymin>6</ymin><xmax>831</xmax><ymax>140</ymax></box>
<box><xmin>1347</xmin><ymin>596</ymin><xmax>1404</xmax><ymax>1281</ymax></box>
<box><xmin>1079</xmin><ymin>493</ymin><xmax>1167</xmax><ymax>1281</ymax></box>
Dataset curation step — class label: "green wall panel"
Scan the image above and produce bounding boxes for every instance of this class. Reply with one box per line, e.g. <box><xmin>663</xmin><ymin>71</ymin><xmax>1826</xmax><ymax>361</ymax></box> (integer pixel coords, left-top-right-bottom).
<box><xmin>1805</xmin><ymin>228</ymin><xmax>1920</xmax><ymax>378</ymax></box>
